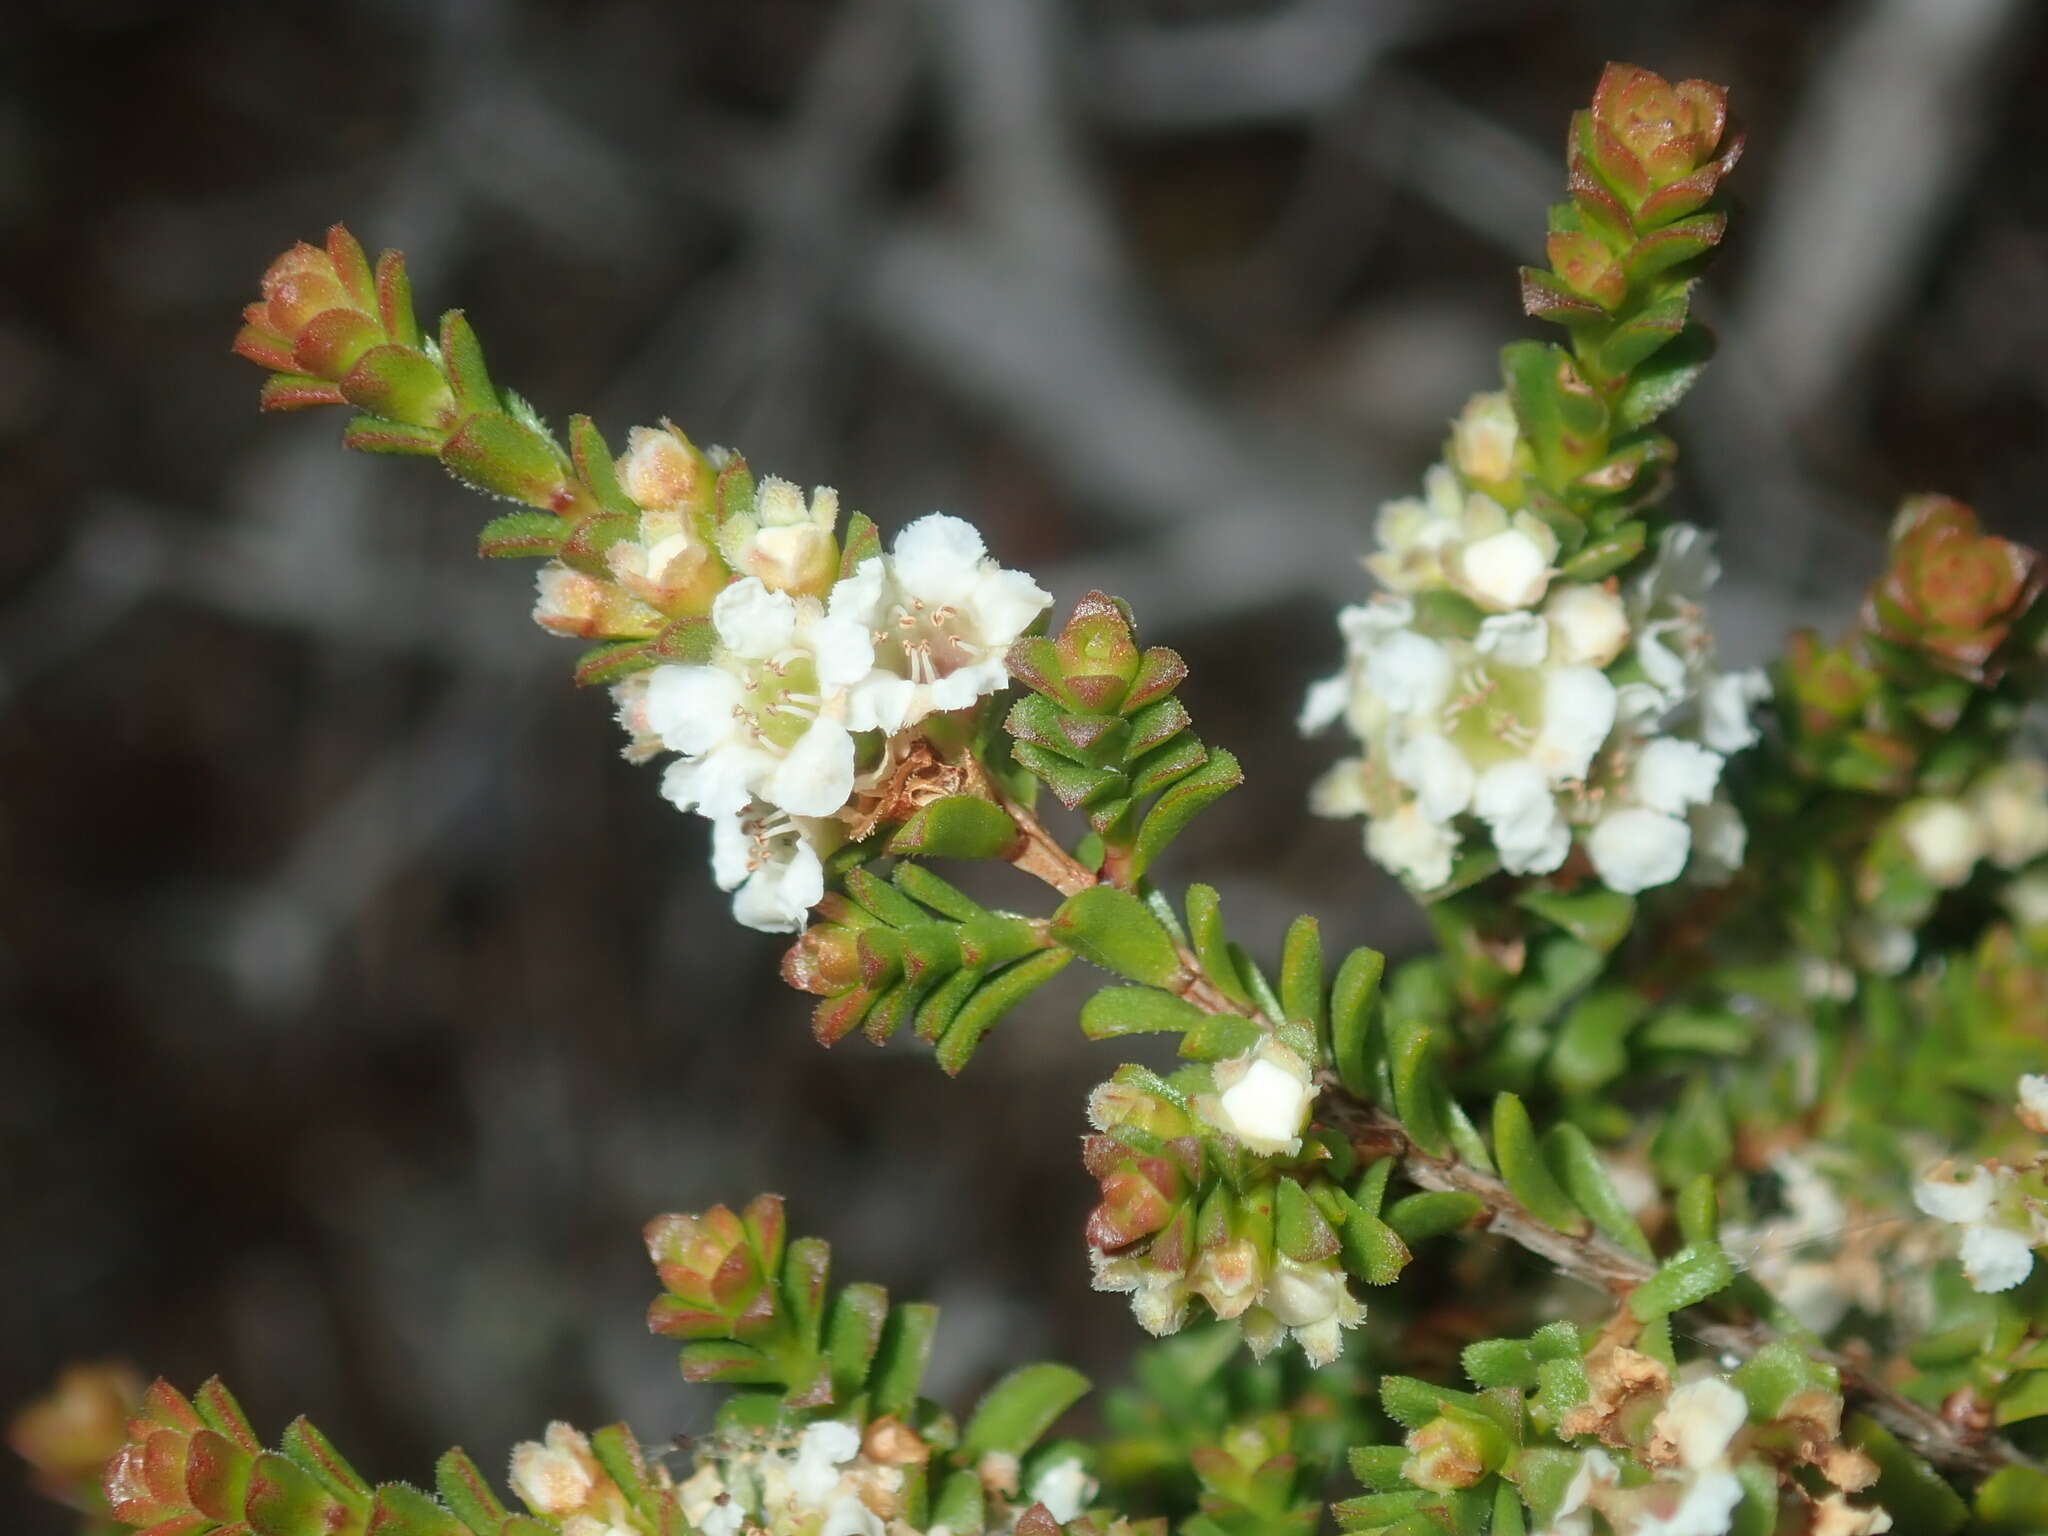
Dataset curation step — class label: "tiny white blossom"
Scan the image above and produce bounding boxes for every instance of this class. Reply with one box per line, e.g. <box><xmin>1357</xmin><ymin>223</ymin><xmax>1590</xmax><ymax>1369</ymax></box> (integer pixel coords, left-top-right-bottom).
<box><xmin>1202</xmin><ymin>1041</ymin><xmax>1318</xmax><ymax>1156</ymax></box>
<box><xmin>1636</xmin><ymin>738</ymin><xmax>1724</xmax><ymax>817</ymax></box>
<box><xmin>1029</xmin><ymin>1459</ymin><xmax>1097</xmax><ymax>1524</ymax></box>
<box><xmin>719</xmin><ymin>476</ymin><xmax>840</xmax><ymax>595</ymax></box>
<box><xmin>1653</xmin><ymin>1379</ymin><xmax>1747</xmax><ymax>1471</ymax></box>
<box><xmin>1546</xmin><ymin>582</ymin><xmax>1631</xmax><ymax>668</ymax></box>
<box><xmin>710</xmin><ymin>804</ymin><xmax>830</xmax><ymax>933</ymax></box>
<box><xmin>837</xmin><ymin>515</ymin><xmax>1051</xmax><ymax>733</ymax></box>
<box><xmin>1532</xmin><ymin>667</ymin><xmax>1618</xmax><ymax>782</ymax></box>
<box><xmin>1255</xmin><ymin>1254</ymin><xmax>1365</xmax><ymax>1366</ymax></box>
<box><xmin>1808</xmin><ymin>1493</ymin><xmax>1894</xmax><ymax>1536</ymax></box>
<box><xmin>791</xmin><ymin>1421</ymin><xmax>863</xmax><ymax>1509</ymax></box>
<box><xmin>1699</xmin><ymin>668</ymin><xmax>1770</xmax><ymax>754</ymax></box>
<box><xmin>1898</xmin><ymin>799</ymin><xmax>1984</xmax><ymax>889</ymax></box>
<box><xmin>1589</xmin><ymin>806</ymin><xmax>1693</xmax><ymax>894</ymax></box>
<box><xmin>1476</xmin><ymin>611</ymin><xmax>1550</xmax><ymax>668</ymax></box>
<box><xmin>1914</xmin><ymin>1164</ymin><xmax>2043</xmax><ymax>1293</ymax></box>
<box><xmin>1450</xmin><ymin>391</ymin><xmax>1521</xmax><ymax>484</ymax></box>
<box><xmin>1391</xmin><ymin>732</ymin><xmax>1476</xmax><ymax>822</ymax></box>
<box><xmin>1366</xmin><ymin>798</ymin><xmax>1461</xmax><ymax>890</ymax></box>
<box><xmin>508</xmin><ymin>1424</ymin><xmax>597</xmax><ymax>1517</ymax></box>
<box><xmin>2019</xmin><ymin>1075</ymin><xmax>2048</xmax><ymax>1134</ymax></box>
<box><xmin>1457</xmin><ymin>527</ymin><xmax>1553</xmax><ymax>611</ymax></box>
<box><xmin>1969</xmin><ymin>758</ymin><xmax>2048</xmax><ymax>870</ymax></box>
<box><xmin>1475</xmin><ymin>761</ymin><xmax>1572</xmax><ymax>876</ymax></box>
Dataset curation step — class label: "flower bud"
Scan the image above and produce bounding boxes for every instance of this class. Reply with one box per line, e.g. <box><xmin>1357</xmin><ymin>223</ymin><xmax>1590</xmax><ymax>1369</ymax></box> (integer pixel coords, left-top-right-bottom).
<box><xmin>617</xmin><ymin>424</ymin><xmax>713</xmax><ymax>517</ymax></box>
<box><xmin>509</xmin><ymin>1423</ymin><xmax>601</xmax><ymax>1518</ymax></box>
<box><xmin>1189</xmin><ymin>1237</ymin><xmax>1265</xmax><ymax>1321</ymax></box>
<box><xmin>717</xmin><ymin>476</ymin><xmax>840</xmax><ymax>596</ymax></box>
<box><xmin>1199</xmin><ymin>1040</ymin><xmax>1317</xmax><ymax>1157</ymax></box>
<box><xmin>1084</xmin><ymin>1136</ymin><xmax>1196</xmax><ymax>1251</ymax></box>
<box><xmin>644</xmin><ymin>1204</ymin><xmax>769</xmax><ymax>1337</ymax></box>
<box><xmin>9</xmin><ymin>1364</ymin><xmax>143</xmax><ymax>1509</ymax></box>
<box><xmin>1897</xmin><ymin>798</ymin><xmax>1984</xmax><ymax>890</ymax></box>
<box><xmin>1546</xmin><ymin>582</ymin><xmax>1631</xmax><ymax>667</ymax></box>
<box><xmin>1448</xmin><ymin>391</ymin><xmax>1522</xmax><ymax>490</ymax></box>
<box><xmin>1403</xmin><ymin>1415</ymin><xmax>1499</xmax><ymax>1493</ymax></box>
<box><xmin>532</xmin><ymin>564</ymin><xmax>664</xmax><ymax>640</ymax></box>
<box><xmin>1867</xmin><ymin>495</ymin><xmax>2043</xmax><ymax>682</ymax></box>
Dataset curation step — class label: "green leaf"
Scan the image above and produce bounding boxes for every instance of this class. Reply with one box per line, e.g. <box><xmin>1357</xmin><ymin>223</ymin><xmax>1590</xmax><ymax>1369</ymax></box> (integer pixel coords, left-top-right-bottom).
<box><xmin>1615</xmin><ymin>322</ymin><xmax>1714</xmax><ymax>430</ymax></box>
<box><xmin>886</xmin><ymin>796</ymin><xmax>1021</xmax><ymax>861</ymax></box>
<box><xmin>935</xmin><ymin>949</ymin><xmax>1075</xmax><ymax>1073</ymax></box>
<box><xmin>826</xmin><ymin>1283</ymin><xmax>889</xmax><ymax>1403</ymax></box>
<box><xmin>1845</xmin><ymin>1418</ymin><xmax>1966</xmax><ymax>1535</ymax></box>
<box><xmin>1627</xmin><ymin>1242</ymin><xmax>1732</xmax><ymax>1321</ymax></box>
<box><xmin>961</xmin><ymin>1364</ymin><xmax>1091</xmax><ymax>1459</ymax></box>
<box><xmin>1545</xmin><ymin>1124</ymin><xmax>1652</xmax><ymax>1260</ymax></box>
<box><xmin>1275</xmin><ymin>1175</ymin><xmax>1340</xmax><ymax>1263</ymax></box>
<box><xmin>1674</xmin><ymin>1174</ymin><xmax>1718</xmax><ymax>1246</ymax></box>
<box><xmin>371</xmin><ymin>1483</ymin><xmax>469</xmax><ymax>1536</ymax></box>
<box><xmin>437</xmin><ymin>311</ymin><xmax>496</xmax><ymax>410</ymax></box>
<box><xmin>1493</xmin><ymin>1093</ymin><xmax>1588</xmax><ymax>1237</ymax></box>
<box><xmin>1184</xmin><ymin>884</ymin><xmax>1253</xmax><ymax>1007</ymax></box>
<box><xmin>1280</xmin><ymin>915</ymin><xmax>1325</xmax><ymax>1035</ymax></box>
<box><xmin>434</xmin><ymin>1450</ymin><xmax>508</xmax><ymax>1535</ymax></box>
<box><xmin>1334</xmin><ymin>1191</ymin><xmax>1411</xmax><ymax>1285</ymax></box>
<box><xmin>1384</xmin><ymin>1192</ymin><xmax>1482</xmax><ymax>1244</ymax></box>
<box><xmin>1177</xmin><ymin>1014</ymin><xmax>1266</xmax><ymax>1062</ymax></box>
<box><xmin>1503</xmin><ymin>340</ymin><xmax>1609</xmax><ymax>489</ymax></box>
<box><xmin>870</xmin><ymin>1302</ymin><xmax>940</xmax><ymax>1419</ymax></box>
<box><xmin>1555</xmin><ymin>521</ymin><xmax>1646</xmax><ymax>582</ymax></box>
<box><xmin>1547</xmin><ymin>987</ymin><xmax>1644</xmax><ymax>1097</ymax></box>
<box><xmin>1462</xmin><ymin>1338</ymin><xmax>1539</xmax><ymax>1390</ymax></box>
<box><xmin>1079</xmin><ymin>986</ymin><xmax>1208</xmax><ymax>1040</ymax></box>
<box><xmin>1996</xmin><ymin>1372</ymin><xmax>2048</xmax><ymax>1427</ymax></box>
<box><xmin>1330</xmin><ymin>947</ymin><xmax>1386</xmax><ymax>1095</ymax></box>
<box><xmin>1051</xmin><ymin>886</ymin><xmax>1186</xmax><ymax>989</ymax></box>
<box><xmin>1516</xmin><ymin>888</ymin><xmax>1635</xmax><ymax>953</ymax></box>
<box><xmin>1130</xmin><ymin>748</ymin><xmax>1242</xmax><ymax>879</ymax></box>
<box><xmin>1390</xmin><ymin>1021</ymin><xmax>1449</xmax><ymax>1156</ymax></box>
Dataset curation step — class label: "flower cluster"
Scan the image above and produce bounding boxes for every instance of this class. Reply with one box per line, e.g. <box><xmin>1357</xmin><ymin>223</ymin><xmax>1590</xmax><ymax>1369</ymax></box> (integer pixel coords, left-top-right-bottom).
<box><xmin>1082</xmin><ymin>1058</ymin><xmax>1366</xmax><ymax>1367</ymax></box>
<box><xmin>1912</xmin><ymin>1077</ymin><xmax>2048</xmax><ymax>1294</ymax></box>
<box><xmin>663</xmin><ymin>1420</ymin><xmax>1097</xmax><ymax>1536</ymax></box>
<box><xmin>597</xmin><ymin>443</ymin><xmax>1049</xmax><ymax>932</ymax></box>
<box><xmin>1304</xmin><ymin>405</ymin><xmax>1765</xmax><ymax>895</ymax></box>
<box><xmin>509</xmin><ymin>1421</ymin><xmax>673</xmax><ymax>1536</ymax></box>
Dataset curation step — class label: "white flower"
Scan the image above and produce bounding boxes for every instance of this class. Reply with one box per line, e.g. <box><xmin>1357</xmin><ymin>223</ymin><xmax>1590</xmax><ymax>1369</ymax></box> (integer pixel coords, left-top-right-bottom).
<box><xmin>1201</xmin><ymin>1041</ymin><xmax>1318</xmax><ymax>1156</ymax></box>
<box><xmin>818</xmin><ymin>1492</ymin><xmax>885</xmax><ymax>1536</ymax></box>
<box><xmin>1477</xmin><ymin>611</ymin><xmax>1550</xmax><ymax>668</ymax></box>
<box><xmin>1914</xmin><ymin>1164</ymin><xmax>2044</xmax><ymax>1293</ymax></box>
<box><xmin>1190</xmin><ymin>1238</ymin><xmax>1265</xmax><ymax>1322</ymax></box>
<box><xmin>1546</xmin><ymin>583</ymin><xmax>1631</xmax><ymax>668</ymax></box>
<box><xmin>1688</xmin><ymin>798</ymin><xmax>1748</xmax><ymax>886</ymax></box>
<box><xmin>1254</xmin><ymin>1254</ymin><xmax>1365</xmax><ymax>1366</ymax></box>
<box><xmin>532</xmin><ymin>564</ymin><xmax>659</xmax><ymax>639</ymax></box>
<box><xmin>1589</xmin><ymin>806</ymin><xmax>1693</xmax><ymax>894</ymax></box>
<box><xmin>1090</xmin><ymin>1249</ymin><xmax>1191</xmax><ymax>1336</ymax></box>
<box><xmin>1898</xmin><ymin>798</ymin><xmax>1984</xmax><ymax>889</ymax></box>
<box><xmin>1969</xmin><ymin>758</ymin><xmax>2048</xmax><ymax>870</ymax></box>
<box><xmin>1366</xmin><ymin>799</ymin><xmax>1460</xmax><ymax>888</ymax></box>
<box><xmin>1457</xmin><ymin>527</ymin><xmax>1554</xmax><ymax>611</ymax></box>
<box><xmin>1030</xmin><ymin>1459</ymin><xmax>1096</xmax><ymax>1524</ymax></box>
<box><xmin>2020</xmin><ymin>1075</ymin><xmax>2048</xmax><ymax>1135</ymax></box>
<box><xmin>836</xmin><ymin>514</ymin><xmax>1051</xmax><ymax>733</ymax></box>
<box><xmin>791</xmin><ymin>1421</ymin><xmax>863</xmax><ymax>1509</ymax></box>
<box><xmin>509</xmin><ymin>1424</ymin><xmax>597</xmax><ymax>1517</ymax></box>
<box><xmin>1365</xmin><ymin>629</ymin><xmax>1454</xmax><ymax>716</ymax></box>
<box><xmin>710</xmin><ymin>804</ymin><xmax>830</xmax><ymax>933</ymax></box>
<box><xmin>719</xmin><ymin>475</ymin><xmax>840</xmax><ymax>595</ymax></box>
<box><xmin>1699</xmin><ymin>668</ymin><xmax>1770</xmax><ymax>754</ymax></box>
<box><xmin>1391</xmin><ymin>732</ymin><xmax>1476</xmax><ymax>822</ymax></box>
<box><xmin>1366</xmin><ymin>466</ymin><xmax>1466</xmax><ymax>592</ymax></box>
<box><xmin>2006</xmin><ymin>870</ymin><xmax>2048</xmax><ymax>928</ymax></box>
<box><xmin>1653</xmin><ymin>1379</ymin><xmax>1747</xmax><ymax>1471</ymax></box>
<box><xmin>1475</xmin><ymin>760</ymin><xmax>1572</xmax><ymax>875</ymax></box>
<box><xmin>648</xmin><ymin>578</ymin><xmax>872</xmax><ymax>820</ymax></box>
<box><xmin>1540</xmin><ymin>1448</ymin><xmax>1619</xmax><ymax>1536</ymax></box>
<box><xmin>1636</xmin><ymin>738</ymin><xmax>1724</xmax><ymax>817</ymax></box>
<box><xmin>1531</xmin><ymin>668</ymin><xmax>1618</xmax><ymax>782</ymax></box>
<box><xmin>1449</xmin><ymin>391</ymin><xmax>1521</xmax><ymax>485</ymax></box>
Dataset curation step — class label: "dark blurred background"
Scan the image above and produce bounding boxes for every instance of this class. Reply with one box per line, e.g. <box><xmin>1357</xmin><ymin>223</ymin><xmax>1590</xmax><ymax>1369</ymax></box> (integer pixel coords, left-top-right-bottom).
<box><xmin>6</xmin><ymin>0</ymin><xmax>2048</xmax><ymax>1526</ymax></box>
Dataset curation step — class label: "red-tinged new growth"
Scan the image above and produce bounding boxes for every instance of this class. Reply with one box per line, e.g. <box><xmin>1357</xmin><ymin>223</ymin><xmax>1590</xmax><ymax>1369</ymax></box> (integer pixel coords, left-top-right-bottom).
<box><xmin>8</xmin><ymin>1362</ymin><xmax>143</xmax><ymax>1517</ymax></box>
<box><xmin>1867</xmin><ymin>495</ymin><xmax>2045</xmax><ymax>684</ymax></box>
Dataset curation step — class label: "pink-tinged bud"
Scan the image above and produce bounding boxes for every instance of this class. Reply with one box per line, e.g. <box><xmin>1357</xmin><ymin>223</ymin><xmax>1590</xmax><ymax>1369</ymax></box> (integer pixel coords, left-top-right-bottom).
<box><xmin>233</xmin><ymin>226</ymin><xmax>383</xmax><ymax>382</ymax></box>
<box><xmin>617</xmin><ymin>424</ymin><xmax>713</xmax><ymax>516</ymax></box>
<box><xmin>1084</xmin><ymin>1136</ymin><xmax>1196</xmax><ymax>1252</ymax></box>
<box><xmin>531</xmin><ymin>564</ymin><xmax>664</xmax><ymax>640</ymax></box>
<box><xmin>605</xmin><ymin>516</ymin><xmax>727</xmax><ymax>616</ymax></box>
<box><xmin>1574</xmin><ymin>64</ymin><xmax>1740</xmax><ymax>226</ymax></box>
<box><xmin>508</xmin><ymin>1423</ymin><xmax>601</xmax><ymax>1518</ymax></box>
<box><xmin>10</xmin><ymin>1363</ymin><xmax>143</xmax><ymax>1512</ymax></box>
<box><xmin>644</xmin><ymin>1204</ymin><xmax>777</xmax><ymax>1340</ymax></box>
<box><xmin>1866</xmin><ymin>496</ymin><xmax>2043</xmax><ymax>682</ymax></box>
<box><xmin>1189</xmin><ymin>1236</ymin><xmax>1265</xmax><ymax>1320</ymax></box>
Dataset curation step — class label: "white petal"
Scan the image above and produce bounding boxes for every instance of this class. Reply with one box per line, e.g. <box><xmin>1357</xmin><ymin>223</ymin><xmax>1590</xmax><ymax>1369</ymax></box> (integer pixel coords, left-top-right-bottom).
<box><xmin>1700</xmin><ymin>669</ymin><xmax>1770</xmax><ymax>754</ymax></box>
<box><xmin>2020</xmin><ymin>1074</ymin><xmax>2048</xmax><ymax>1124</ymax></box>
<box><xmin>1365</xmin><ymin>630</ymin><xmax>1453</xmax><ymax>716</ymax></box>
<box><xmin>1367</xmin><ymin>802</ymin><xmax>1458</xmax><ymax>888</ymax></box>
<box><xmin>1546</xmin><ymin>584</ymin><xmax>1631</xmax><ymax>668</ymax></box>
<box><xmin>826</xmin><ymin>558</ymin><xmax>888</xmax><ymax>626</ymax></box>
<box><xmin>1533</xmin><ymin>667</ymin><xmax>1617</xmax><ymax>782</ymax></box>
<box><xmin>847</xmin><ymin>673</ymin><xmax>919</xmax><ymax>734</ymax></box>
<box><xmin>965</xmin><ymin>566</ymin><xmax>1053</xmax><ymax>647</ymax></box>
<box><xmin>1900</xmin><ymin>799</ymin><xmax>1984</xmax><ymax>889</ymax></box>
<box><xmin>708</xmin><ymin>812</ymin><xmax>753</xmax><ymax>890</ymax></box>
<box><xmin>1914</xmin><ymin>1166</ymin><xmax>1996</xmax><ymax>1225</ymax></box>
<box><xmin>765</xmin><ymin>720</ymin><xmax>855</xmax><ymax>817</ymax></box>
<box><xmin>1474</xmin><ymin>760</ymin><xmax>1571</xmax><ymax>875</ymax></box>
<box><xmin>644</xmin><ymin>665</ymin><xmax>743</xmax><ymax>755</ymax></box>
<box><xmin>712</xmin><ymin>578</ymin><xmax>797</xmax><ymax>657</ymax></box>
<box><xmin>1392</xmin><ymin>733</ymin><xmax>1475</xmax><ymax>822</ymax></box>
<box><xmin>1460</xmin><ymin>529</ymin><xmax>1552</xmax><ymax>610</ymax></box>
<box><xmin>1961</xmin><ymin>1225</ymin><xmax>2035</xmax><ymax>1294</ymax></box>
<box><xmin>1656</xmin><ymin>1378</ymin><xmax>1747</xmax><ymax>1469</ymax></box>
<box><xmin>1476</xmin><ymin>612</ymin><xmax>1550</xmax><ymax>668</ymax></box>
<box><xmin>891</xmin><ymin>513</ymin><xmax>986</xmax><ymax>605</ymax></box>
<box><xmin>1299</xmin><ymin>673</ymin><xmax>1351</xmax><ymax>735</ymax></box>
<box><xmin>663</xmin><ymin>747</ymin><xmax>770</xmax><ymax>819</ymax></box>
<box><xmin>927</xmin><ymin>668</ymin><xmax>984</xmax><ymax>713</ymax></box>
<box><xmin>807</xmin><ymin>612</ymin><xmax>876</xmax><ymax>691</ymax></box>
<box><xmin>1635</xmin><ymin>1466</ymin><xmax>1743</xmax><ymax>1536</ymax></box>
<box><xmin>1636</xmin><ymin>738</ymin><xmax>1724</xmax><ymax>816</ymax></box>
<box><xmin>1589</xmin><ymin>807</ymin><xmax>1691</xmax><ymax>893</ymax></box>
<box><xmin>1029</xmin><ymin>1460</ymin><xmax>1095</xmax><ymax>1525</ymax></box>
<box><xmin>731</xmin><ymin>838</ymin><xmax>823</xmax><ymax>933</ymax></box>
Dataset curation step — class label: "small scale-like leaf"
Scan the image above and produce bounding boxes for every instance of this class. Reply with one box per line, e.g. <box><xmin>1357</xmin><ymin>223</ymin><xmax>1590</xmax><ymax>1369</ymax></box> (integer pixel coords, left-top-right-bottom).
<box><xmin>870</xmin><ymin>1302</ymin><xmax>940</xmax><ymax>1419</ymax></box>
<box><xmin>1079</xmin><ymin>986</ymin><xmax>1207</xmax><ymax>1041</ymax></box>
<box><xmin>1329</xmin><ymin>947</ymin><xmax>1386</xmax><ymax>1096</ymax></box>
<box><xmin>1051</xmin><ymin>887</ymin><xmax>1186</xmax><ymax>989</ymax></box>
<box><xmin>1545</xmin><ymin>1123</ymin><xmax>1653</xmax><ymax>1260</ymax></box>
<box><xmin>961</xmin><ymin>1364</ymin><xmax>1090</xmax><ymax>1459</ymax></box>
<box><xmin>935</xmin><ymin>949</ymin><xmax>1075</xmax><ymax>1073</ymax></box>
<box><xmin>1493</xmin><ymin>1093</ymin><xmax>1588</xmax><ymax>1237</ymax></box>
<box><xmin>1129</xmin><ymin>748</ymin><xmax>1242</xmax><ymax>879</ymax></box>
<box><xmin>887</xmin><ymin>795</ymin><xmax>1020</xmax><ymax>861</ymax></box>
<box><xmin>1627</xmin><ymin>1242</ymin><xmax>1733</xmax><ymax>1321</ymax></box>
